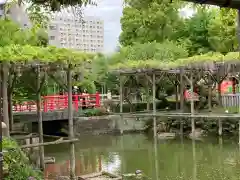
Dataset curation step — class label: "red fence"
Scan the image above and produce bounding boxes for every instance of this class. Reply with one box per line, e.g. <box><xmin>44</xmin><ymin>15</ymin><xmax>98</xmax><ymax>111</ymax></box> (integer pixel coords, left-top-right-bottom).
<box><xmin>13</xmin><ymin>93</ymin><xmax>100</xmax><ymax>113</ymax></box>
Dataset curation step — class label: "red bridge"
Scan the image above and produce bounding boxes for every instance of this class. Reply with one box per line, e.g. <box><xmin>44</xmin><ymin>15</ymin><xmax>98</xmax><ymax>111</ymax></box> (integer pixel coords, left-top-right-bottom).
<box><xmin>13</xmin><ymin>93</ymin><xmax>101</xmax><ymax>113</ymax></box>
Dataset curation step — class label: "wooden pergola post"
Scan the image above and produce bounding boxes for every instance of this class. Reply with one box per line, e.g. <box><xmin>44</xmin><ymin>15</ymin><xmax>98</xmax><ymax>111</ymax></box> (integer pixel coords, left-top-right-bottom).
<box><xmin>179</xmin><ymin>68</ymin><xmax>184</xmax><ymax>135</ymax></box>
<box><xmin>152</xmin><ymin>72</ymin><xmax>157</xmax><ymax>138</ymax></box>
<box><xmin>208</xmin><ymin>72</ymin><xmax>212</xmax><ymax>112</ymax></box>
<box><xmin>8</xmin><ymin>69</ymin><xmax>14</xmax><ymax>132</ymax></box>
<box><xmin>0</xmin><ymin>63</ymin><xmax>3</xmax><ymax>180</ymax></box>
<box><xmin>237</xmin><ymin>10</ymin><xmax>240</xmax><ymax>145</ymax></box>
<box><xmin>119</xmin><ymin>75</ymin><xmax>124</xmax><ymax>134</ymax></box>
<box><xmin>2</xmin><ymin>62</ymin><xmax>9</xmax><ymax>137</ymax></box>
<box><xmin>36</xmin><ymin>65</ymin><xmax>45</xmax><ymax>170</ymax></box>
<box><xmin>190</xmin><ymin>68</ymin><xmax>195</xmax><ymax>134</ymax></box>
<box><xmin>67</xmin><ymin>64</ymin><xmax>76</xmax><ymax>180</ymax></box>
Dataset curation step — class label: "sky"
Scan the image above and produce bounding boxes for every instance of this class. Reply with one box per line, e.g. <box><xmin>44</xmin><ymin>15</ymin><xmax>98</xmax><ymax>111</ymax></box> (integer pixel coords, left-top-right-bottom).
<box><xmin>84</xmin><ymin>0</ymin><xmax>124</xmax><ymax>53</ymax></box>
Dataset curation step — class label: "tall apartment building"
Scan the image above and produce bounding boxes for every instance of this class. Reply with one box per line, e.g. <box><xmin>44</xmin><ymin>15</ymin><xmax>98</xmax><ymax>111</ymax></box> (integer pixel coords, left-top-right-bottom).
<box><xmin>48</xmin><ymin>14</ymin><xmax>104</xmax><ymax>53</ymax></box>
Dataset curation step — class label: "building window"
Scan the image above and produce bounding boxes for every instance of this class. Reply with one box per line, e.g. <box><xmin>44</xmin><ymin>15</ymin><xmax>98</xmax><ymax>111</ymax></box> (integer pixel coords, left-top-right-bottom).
<box><xmin>49</xmin><ymin>25</ymin><xmax>56</xmax><ymax>30</ymax></box>
<box><xmin>50</xmin><ymin>36</ymin><xmax>55</xmax><ymax>40</ymax></box>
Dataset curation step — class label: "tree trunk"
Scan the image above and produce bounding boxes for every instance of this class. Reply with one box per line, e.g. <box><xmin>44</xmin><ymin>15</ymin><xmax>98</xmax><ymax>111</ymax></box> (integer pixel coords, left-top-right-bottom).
<box><xmin>2</xmin><ymin>62</ymin><xmax>9</xmax><ymax>137</ymax></box>
<box><xmin>36</xmin><ymin>66</ymin><xmax>45</xmax><ymax>170</ymax></box>
<box><xmin>67</xmin><ymin>65</ymin><xmax>76</xmax><ymax>180</ymax></box>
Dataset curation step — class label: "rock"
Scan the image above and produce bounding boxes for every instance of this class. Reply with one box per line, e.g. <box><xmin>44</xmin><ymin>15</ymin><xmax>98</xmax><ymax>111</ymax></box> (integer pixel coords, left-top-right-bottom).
<box><xmin>156</xmin><ymin>122</ymin><xmax>167</xmax><ymax>132</ymax></box>
<box><xmin>135</xmin><ymin>170</ymin><xmax>142</xmax><ymax>175</ymax></box>
<box><xmin>2</xmin><ymin>122</ymin><xmax>7</xmax><ymax>128</ymax></box>
<box><xmin>189</xmin><ymin>128</ymin><xmax>205</xmax><ymax>140</ymax></box>
<box><xmin>157</xmin><ymin>132</ymin><xmax>176</xmax><ymax>140</ymax></box>
<box><xmin>2</xmin><ymin>122</ymin><xmax>7</xmax><ymax>136</ymax></box>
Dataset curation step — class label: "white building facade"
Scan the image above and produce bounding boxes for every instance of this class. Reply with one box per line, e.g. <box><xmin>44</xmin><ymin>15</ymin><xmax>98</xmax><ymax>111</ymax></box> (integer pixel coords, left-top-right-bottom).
<box><xmin>48</xmin><ymin>14</ymin><xmax>104</xmax><ymax>53</ymax></box>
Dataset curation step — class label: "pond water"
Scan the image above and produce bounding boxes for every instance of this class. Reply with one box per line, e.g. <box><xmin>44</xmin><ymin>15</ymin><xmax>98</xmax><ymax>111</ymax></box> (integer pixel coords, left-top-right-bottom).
<box><xmin>44</xmin><ymin>134</ymin><xmax>240</xmax><ymax>180</ymax></box>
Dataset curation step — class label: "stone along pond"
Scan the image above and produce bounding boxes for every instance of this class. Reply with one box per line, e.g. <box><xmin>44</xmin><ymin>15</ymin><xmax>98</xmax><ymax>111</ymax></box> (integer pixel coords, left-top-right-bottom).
<box><xmin>44</xmin><ymin>134</ymin><xmax>240</xmax><ymax>180</ymax></box>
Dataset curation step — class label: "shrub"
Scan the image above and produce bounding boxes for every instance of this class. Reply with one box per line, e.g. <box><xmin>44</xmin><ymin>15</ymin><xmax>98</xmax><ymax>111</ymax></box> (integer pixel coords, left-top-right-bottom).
<box><xmin>2</xmin><ymin>137</ymin><xmax>43</xmax><ymax>180</ymax></box>
<box><xmin>80</xmin><ymin>107</ymin><xmax>109</xmax><ymax>117</ymax></box>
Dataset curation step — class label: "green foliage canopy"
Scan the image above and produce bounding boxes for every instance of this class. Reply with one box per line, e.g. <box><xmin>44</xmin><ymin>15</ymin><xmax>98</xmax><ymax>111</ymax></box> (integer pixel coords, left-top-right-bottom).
<box><xmin>29</xmin><ymin>0</ymin><xmax>96</xmax><ymax>11</ymax></box>
<box><xmin>0</xmin><ymin>44</ymin><xmax>94</xmax><ymax>64</ymax></box>
<box><xmin>110</xmin><ymin>52</ymin><xmax>240</xmax><ymax>71</ymax></box>
<box><xmin>120</xmin><ymin>2</ymin><xmax>239</xmax><ymax>56</ymax></box>
<box><xmin>208</xmin><ymin>8</ymin><xmax>238</xmax><ymax>53</ymax></box>
<box><xmin>119</xmin><ymin>0</ymin><xmax>183</xmax><ymax>46</ymax></box>
<box><xmin>175</xmin><ymin>7</ymin><xmax>216</xmax><ymax>56</ymax></box>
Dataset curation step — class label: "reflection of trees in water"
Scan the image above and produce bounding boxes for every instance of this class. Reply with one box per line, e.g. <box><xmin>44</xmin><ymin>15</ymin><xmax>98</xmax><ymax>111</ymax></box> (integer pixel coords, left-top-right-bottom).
<box><xmin>162</xmin><ymin>140</ymin><xmax>240</xmax><ymax>180</ymax></box>
<box><xmin>102</xmin><ymin>152</ymin><xmax>118</xmax><ymax>164</ymax></box>
<box><xmin>45</xmin><ymin>135</ymin><xmax>240</xmax><ymax>179</ymax></box>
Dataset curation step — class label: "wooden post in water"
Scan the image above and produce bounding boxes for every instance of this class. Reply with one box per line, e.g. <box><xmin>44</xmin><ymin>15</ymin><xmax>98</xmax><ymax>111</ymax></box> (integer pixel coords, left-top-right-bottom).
<box><xmin>153</xmin><ymin>136</ymin><xmax>159</xmax><ymax>180</ymax></box>
<box><xmin>192</xmin><ymin>139</ymin><xmax>197</xmax><ymax>180</ymax></box>
<box><xmin>190</xmin><ymin>69</ymin><xmax>195</xmax><ymax>134</ymax></box>
<box><xmin>36</xmin><ymin>65</ymin><xmax>45</xmax><ymax>170</ymax></box>
<box><xmin>67</xmin><ymin>65</ymin><xmax>76</xmax><ymax>180</ymax></box>
<box><xmin>152</xmin><ymin>73</ymin><xmax>157</xmax><ymax>138</ymax></box>
<box><xmin>179</xmin><ymin>68</ymin><xmax>184</xmax><ymax>135</ymax></box>
<box><xmin>120</xmin><ymin>75</ymin><xmax>124</xmax><ymax>134</ymax></box>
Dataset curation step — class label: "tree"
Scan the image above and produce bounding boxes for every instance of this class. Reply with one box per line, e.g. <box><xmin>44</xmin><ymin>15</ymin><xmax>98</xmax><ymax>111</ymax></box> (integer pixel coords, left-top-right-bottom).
<box><xmin>116</xmin><ymin>41</ymin><xmax>188</xmax><ymax>62</ymax></box>
<box><xmin>175</xmin><ymin>7</ymin><xmax>216</xmax><ymax>56</ymax></box>
<box><xmin>28</xmin><ymin>0</ymin><xmax>96</xmax><ymax>11</ymax></box>
<box><xmin>119</xmin><ymin>0</ymin><xmax>183</xmax><ymax>46</ymax></box>
<box><xmin>208</xmin><ymin>8</ymin><xmax>238</xmax><ymax>53</ymax></box>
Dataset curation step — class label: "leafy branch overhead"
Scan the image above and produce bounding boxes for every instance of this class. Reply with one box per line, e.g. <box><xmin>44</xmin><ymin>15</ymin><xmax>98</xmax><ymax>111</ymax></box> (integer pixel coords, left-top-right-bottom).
<box><xmin>110</xmin><ymin>52</ymin><xmax>240</xmax><ymax>72</ymax></box>
<box><xmin>120</xmin><ymin>0</ymin><xmax>238</xmax><ymax>56</ymax></box>
<box><xmin>0</xmin><ymin>44</ymin><xmax>95</xmax><ymax>64</ymax></box>
<box><xmin>29</xmin><ymin>0</ymin><xmax>97</xmax><ymax>11</ymax></box>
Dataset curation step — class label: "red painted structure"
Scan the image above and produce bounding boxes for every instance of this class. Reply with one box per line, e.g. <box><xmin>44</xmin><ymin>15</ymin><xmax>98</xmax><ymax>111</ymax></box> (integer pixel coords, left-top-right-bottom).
<box><xmin>44</xmin><ymin>156</ymin><xmax>102</xmax><ymax>179</ymax></box>
<box><xmin>13</xmin><ymin>92</ymin><xmax>100</xmax><ymax>113</ymax></box>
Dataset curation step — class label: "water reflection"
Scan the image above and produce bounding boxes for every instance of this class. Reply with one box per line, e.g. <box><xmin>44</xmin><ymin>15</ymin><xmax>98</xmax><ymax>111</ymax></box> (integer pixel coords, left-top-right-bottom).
<box><xmin>154</xmin><ymin>137</ymin><xmax>159</xmax><ymax>180</ymax></box>
<box><xmin>45</xmin><ymin>155</ymin><xmax>102</xmax><ymax>178</ymax></box>
<box><xmin>44</xmin><ymin>134</ymin><xmax>240</xmax><ymax>179</ymax></box>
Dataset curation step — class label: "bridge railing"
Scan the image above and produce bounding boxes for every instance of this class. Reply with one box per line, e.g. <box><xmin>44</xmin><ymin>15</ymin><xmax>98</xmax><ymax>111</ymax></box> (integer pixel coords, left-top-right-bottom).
<box><xmin>43</xmin><ymin>93</ymin><xmax>100</xmax><ymax>112</ymax></box>
<box><xmin>13</xmin><ymin>93</ymin><xmax>101</xmax><ymax>113</ymax></box>
<box><xmin>13</xmin><ymin>101</ymin><xmax>37</xmax><ymax>112</ymax></box>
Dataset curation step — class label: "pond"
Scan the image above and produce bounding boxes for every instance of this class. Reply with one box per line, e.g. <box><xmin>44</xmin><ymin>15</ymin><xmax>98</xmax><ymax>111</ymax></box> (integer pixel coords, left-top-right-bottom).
<box><xmin>44</xmin><ymin>134</ymin><xmax>240</xmax><ymax>180</ymax></box>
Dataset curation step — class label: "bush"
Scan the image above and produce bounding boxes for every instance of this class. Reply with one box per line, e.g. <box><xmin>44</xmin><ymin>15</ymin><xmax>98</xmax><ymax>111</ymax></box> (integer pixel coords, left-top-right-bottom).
<box><xmin>79</xmin><ymin>107</ymin><xmax>110</xmax><ymax>117</ymax></box>
<box><xmin>2</xmin><ymin>137</ymin><xmax>43</xmax><ymax>180</ymax></box>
